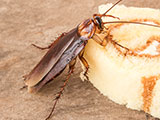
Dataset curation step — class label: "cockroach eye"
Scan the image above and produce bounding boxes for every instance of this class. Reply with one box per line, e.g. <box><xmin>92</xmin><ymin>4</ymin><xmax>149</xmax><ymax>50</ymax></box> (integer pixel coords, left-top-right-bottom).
<box><xmin>67</xmin><ymin>58</ymin><xmax>70</xmax><ymax>62</ymax></box>
<box><xmin>94</xmin><ymin>16</ymin><xmax>103</xmax><ymax>30</ymax></box>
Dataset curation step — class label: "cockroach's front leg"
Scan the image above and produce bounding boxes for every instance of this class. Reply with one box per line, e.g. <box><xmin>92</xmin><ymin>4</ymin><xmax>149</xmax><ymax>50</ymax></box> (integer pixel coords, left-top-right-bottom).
<box><xmin>92</xmin><ymin>34</ymin><xmax>107</xmax><ymax>46</ymax></box>
<box><xmin>92</xmin><ymin>34</ymin><xmax>103</xmax><ymax>45</ymax></box>
<box><xmin>32</xmin><ymin>32</ymin><xmax>66</xmax><ymax>50</ymax></box>
<box><xmin>79</xmin><ymin>50</ymin><xmax>89</xmax><ymax>80</ymax></box>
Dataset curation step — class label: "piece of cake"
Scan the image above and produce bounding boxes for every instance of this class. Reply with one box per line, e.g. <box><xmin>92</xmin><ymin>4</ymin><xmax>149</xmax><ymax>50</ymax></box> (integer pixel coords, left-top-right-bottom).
<box><xmin>80</xmin><ymin>4</ymin><xmax>160</xmax><ymax>118</ymax></box>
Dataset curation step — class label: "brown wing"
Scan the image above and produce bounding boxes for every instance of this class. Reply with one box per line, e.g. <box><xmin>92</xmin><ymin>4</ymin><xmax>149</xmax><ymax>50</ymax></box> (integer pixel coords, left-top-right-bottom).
<box><xmin>28</xmin><ymin>36</ymin><xmax>85</xmax><ymax>92</ymax></box>
<box><xmin>25</xmin><ymin>28</ymin><xmax>78</xmax><ymax>87</ymax></box>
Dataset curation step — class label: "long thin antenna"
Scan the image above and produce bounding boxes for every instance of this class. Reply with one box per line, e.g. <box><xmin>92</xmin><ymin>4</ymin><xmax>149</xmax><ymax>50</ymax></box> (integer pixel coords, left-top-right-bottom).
<box><xmin>103</xmin><ymin>21</ymin><xmax>160</xmax><ymax>28</ymax></box>
<box><xmin>102</xmin><ymin>0</ymin><xmax>122</xmax><ymax>16</ymax></box>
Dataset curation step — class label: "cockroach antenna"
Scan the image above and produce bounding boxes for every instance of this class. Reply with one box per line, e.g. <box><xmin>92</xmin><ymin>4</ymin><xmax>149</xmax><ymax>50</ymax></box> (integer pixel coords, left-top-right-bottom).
<box><xmin>101</xmin><ymin>0</ymin><xmax>122</xmax><ymax>16</ymax></box>
<box><xmin>99</xmin><ymin>0</ymin><xmax>160</xmax><ymax>28</ymax></box>
<box><xmin>93</xmin><ymin>0</ymin><xmax>122</xmax><ymax>19</ymax></box>
<box><xmin>103</xmin><ymin>21</ymin><xmax>160</xmax><ymax>28</ymax></box>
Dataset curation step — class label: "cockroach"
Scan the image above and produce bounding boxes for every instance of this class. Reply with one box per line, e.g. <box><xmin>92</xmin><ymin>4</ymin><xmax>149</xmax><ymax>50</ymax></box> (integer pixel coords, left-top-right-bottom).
<box><xmin>24</xmin><ymin>0</ymin><xmax>160</xmax><ymax>119</ymax></box>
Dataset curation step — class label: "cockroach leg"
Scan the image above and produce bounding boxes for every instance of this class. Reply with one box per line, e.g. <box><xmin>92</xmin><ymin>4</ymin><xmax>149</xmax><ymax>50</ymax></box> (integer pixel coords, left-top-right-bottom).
<box><xmin>92</xmin><ymin>34</ymin><xmax>108</xmax><ymax>47</ymax></box>
<box><xmin>102</xmin><ymin>34</ymin><xmax>131</xmax><ymax>55</ymax></box>
<box><xmin>112</xmin><ymin>39</ymin><xmax>130</xmax><ymax>51</ymax></box>
<box><xmin>45</xmin><ymin>59</ymin><xmax>76</xmax><ymax>120</ymax></box>
<box><xmin>92</xmin><ymin>34</ymin><xmax>103</xmax><ymax>45</ymax></box>
<box><xmin>79</xmin><ymin>50</ymin><xmax>89</xmax><ymax>80</ymax></box>
<box><xmin>101</xmin><ymin>34</ymin><xmax>110</xmax><ymax>46</ymax></box>
<box><xmin>111</xmin><ymin>39</ymin><xmax>131</xmax><ymax>56</ymax></box>
<box><xmin>32</xmin><ymin>32</ymin><xmax>67</xmax><ymax>50</ymax></box>
<box><xmin>106</xmin><ymin>33</ymin><xmax>130</xmax><ymax>51</ymax></box>
<box><xmin>115</xmin><ymin>41</ymin><xmax>129</xmax><ymax>50</ymax></box>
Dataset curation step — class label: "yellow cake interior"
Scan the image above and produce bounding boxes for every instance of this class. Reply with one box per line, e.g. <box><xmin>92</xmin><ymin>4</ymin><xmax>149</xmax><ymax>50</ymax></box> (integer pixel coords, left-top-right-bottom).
<box><xmin>80</xmin><ymin>4</ymin><xmax>160</xmax><ymax>118</ymax></box>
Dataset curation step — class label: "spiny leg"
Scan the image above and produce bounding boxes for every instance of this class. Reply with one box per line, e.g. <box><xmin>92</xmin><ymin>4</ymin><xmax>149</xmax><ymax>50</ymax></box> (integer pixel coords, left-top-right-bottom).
<box><xmin>79</xmin><ymin>50</ymin><xmax>89</xmax><ymax>80</ymax></box>
<box><xmin>104</xmin><ymin>34</ymin><xmax>130</xmax><ymax>55</ymax></box>
<box><xmin>92</xmin><ymin>33</ymin><xmax>107</xmax><ymax>46</ymax></box>
<box><xmin>111</xmin><ymin>39</ymin><xmax>129</xmax><ymax>51</ymax></box>
<box><xmin>110</xmin><ymin>38</ymin><xmax>130</xmax><ymax>56</ymax></box>
<box><xmin>92</xmin><ymin>34</ymin><xmax>103</xmax><ymax>45</ymax></box>
<box><xmin>32</xmin><ymin>32</ymin><xmax>66</xmax><ymax>50</ymax></box>
<box><xmin>45</xmin><ymin>58</ymin><xmax>76</xmax><ymax>120</ymax></box>
<box><xmin>92</xmin><ymin>33</ymin><xmax>130</xmax><ymax>50</ymax></box>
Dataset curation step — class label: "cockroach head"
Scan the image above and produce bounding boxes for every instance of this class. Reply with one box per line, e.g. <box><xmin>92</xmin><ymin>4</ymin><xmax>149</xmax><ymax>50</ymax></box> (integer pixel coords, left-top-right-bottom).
<box><xmin>93</xmin><ymin>16</ymin><xmax>103</xmax><ymax>31</ymax></box>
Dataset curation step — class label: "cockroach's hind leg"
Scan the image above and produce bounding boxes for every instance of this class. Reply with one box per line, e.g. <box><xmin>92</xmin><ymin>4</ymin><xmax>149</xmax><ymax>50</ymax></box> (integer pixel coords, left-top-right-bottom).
<box><xmin>45</xmin><ymin>59</ymin><xmax>75</xmax><ymax>120</ymax></box>
<box><xmin>32</xmin><ymin>32</ymin><xmax>67</xmax><ymax>50</ymax></box>
<box><xmin>79</xmin><ymin>51</ymin><xmax>89</xmax><ymax>80</ymax></box>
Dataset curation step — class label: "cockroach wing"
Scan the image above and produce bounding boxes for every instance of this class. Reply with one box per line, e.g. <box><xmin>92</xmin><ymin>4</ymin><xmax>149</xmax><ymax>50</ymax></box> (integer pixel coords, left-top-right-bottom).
<box><xmin>25</xmin><ymin>28</ymin><xmax>78</xmax><ymax>88</ymax></box>
<box><xmin>29</xmin><ymin>36</ymin><xmax>85</xmax><ymax>92</ymax></box>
